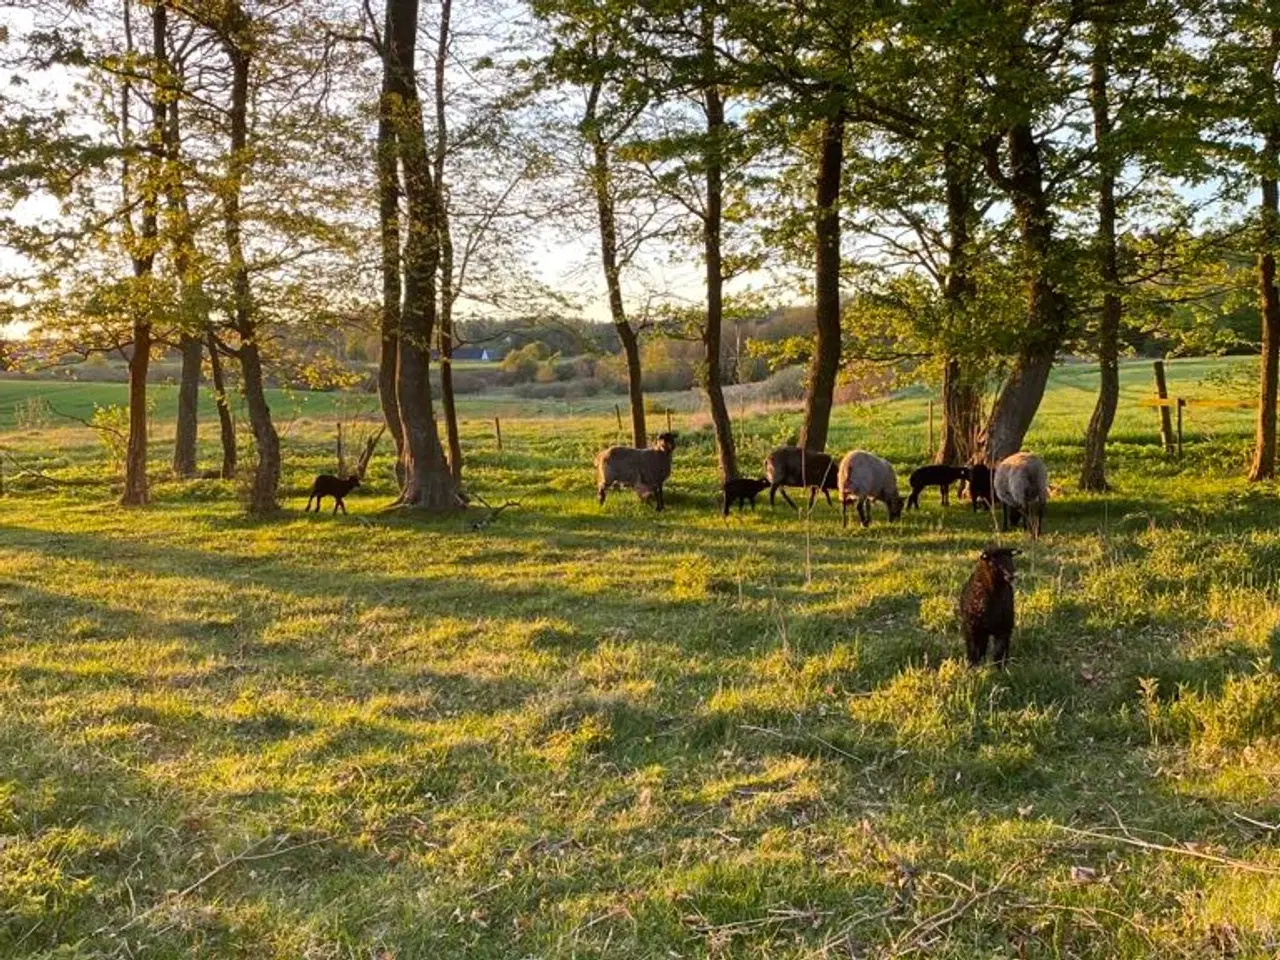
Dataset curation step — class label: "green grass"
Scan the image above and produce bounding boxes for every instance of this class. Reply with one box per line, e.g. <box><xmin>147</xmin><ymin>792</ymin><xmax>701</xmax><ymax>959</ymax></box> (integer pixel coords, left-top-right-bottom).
<box><xmin>2</xmin><ymin>356</ymin><xmax>1280</xmax><ymax>958</ymax></box>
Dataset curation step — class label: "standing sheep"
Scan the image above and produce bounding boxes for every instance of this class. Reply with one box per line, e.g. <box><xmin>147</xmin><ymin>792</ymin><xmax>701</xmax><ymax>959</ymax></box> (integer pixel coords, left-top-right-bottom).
<box><xmin>763</xmin><ymin>446</ymin><xmax>839</xmax><ymax>510</ymax></box>
<box><xmin>595</xmin><ymin>432</ymin><xmax>678</xmax><ymax>511</ymax></box>
<box><xmin>967</xmin><ymin>462</ymin><xmax>993</xmax><ymax>511</ymax></box>
<box><xmin>959</xmin><ymin>547</ymin><xmax>1020</xmax><ymax>667</ymax></box>
<box><xmin>993</xmin><ymin>452</ymin><xmax>1048</xmax><ymax>538</ymax></box>
<box><xmin>837</xmin><ymin>450</ymin><xmax>904</xmax><ymax>528</ymax></box>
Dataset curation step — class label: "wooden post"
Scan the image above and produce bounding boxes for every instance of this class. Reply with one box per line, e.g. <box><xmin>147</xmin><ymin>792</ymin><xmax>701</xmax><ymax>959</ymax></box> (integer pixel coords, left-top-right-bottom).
<box><xmin>336</xmin><ymin>421</ymin><xmax>345</xmax><ymax>475</ymax></box>
<box><xmin>1177</xmin><ymin>397</ymin><xmax>1185</xmax><ymax>458</ymax></box>
<box><xmin>927</xmin><ymin>400</ymin><xmax>934</xmax><ymax>458</ymax></box>
<box><xmin>666</xmin><ymin>408</ymin><xmax>672</xmax><ymax>433</ymax></box>
<box><xmin>615</xmin><ymin>403</ymin><xmax>622</xmax><ymax>432</ymax></box>
<box><xmin>494</xmin><ymin>416</ymin><xmax>502</xmax><ymax>451</ymax></box>
<box><xmin>1153</xmin><ymin>360</ymin><xmax>1174</xmax><ymax>454</ymax></box>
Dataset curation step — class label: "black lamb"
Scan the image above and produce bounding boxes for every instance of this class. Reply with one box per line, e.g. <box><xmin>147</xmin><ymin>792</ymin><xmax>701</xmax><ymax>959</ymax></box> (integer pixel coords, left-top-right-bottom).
<box><xmin>967</xmin><ymin>462</ymin><xmax>993</xmax><ymax>511</ymax></box>
<box><xmin>306</xmin><ymin>474</ymin><xmax>361</xmax><ymax>514</ymax></box>
<box><xmin>906</xmin><ymin>464</ymin><xmax>970</xmax><ymax>510</ymax></box>
<box><xmin>959</xmin><ymin>547</ymin><xmax>1019</xmax><ymax>667</ymax></box>
<box><xmin>721</xmin><ymin>476</ymin><xmax>771</xmax><ymax>516</ymax></box>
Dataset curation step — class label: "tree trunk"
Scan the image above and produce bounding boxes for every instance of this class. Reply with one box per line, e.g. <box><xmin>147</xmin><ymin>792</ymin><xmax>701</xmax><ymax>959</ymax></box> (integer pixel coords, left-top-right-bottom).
<box><xmin>585</xmin><ymin>79</ymin><xmax>646</xmax><ymax>447</ymax></box>
<box><xmin>1251</xmin><ymin>137</ymin><xmax>1280</xmax><ymax>481</ymax></box>
<box><xmin>433</xmin><ymin>0</ymin><xmax>463</xmax><ymax>482</ymax></box>
<box><xmin>1251</xmin><ymin>29</ymin><xmax>1280</xmax><ymax>482</ymax></box>
<box><xmin>122</xmin><ymin>335</ymin><xmax>151</xmax><ymax>504</ymax></box>
<box><xmin>172</xmin><ymin>334</ymin><xmax>202</xmax><ymax>478</ymax></box>
<box><xmin>979</xmin><ymin>121</ymin><xmax>1068</xmax><ymax>463</ymax></box>
<box><xmin>937</xmin><ymin>140</ymin><xmax>982</xmax><ymax>466</ymax></box>
<box><xmin>387</xmin><ymin>0</ymin><xmax>458</xmax><ymax>509</ymax></box>
<box><xmin>207</xmin><ymin>328</ymin><xmax>237</xmax><ymax>478</ymax></box>
<box><xmin>1080</xmin><ymin>26</ymin><xmax>1120</xmax><ymax>492</ymax></box>
<box><xmin>800</xmin><ymin>112</ymin><xmax>844</xmax><ymax>452</ymax></box>
<box><xmin>120</xmin><ymin>0</ymin><xmax>166</xmax><ymax>506</ymax></box>
<box><xmin>377</xmin><ymin>19</ymin><xmax>405</xmax><ymax>479</ymax></box>
<box><xmin>938</xmin><ymin>359</ymin><xmax>983</xmax><ymax>465</ymax></box>
<box><xmin>222</xmin><ymin>25</ymin><xmax>279</xmax><ymax>513</ymax></box>
<box><xmin>700</xmin><ymin>10</ymin><xmax>736</xmax><ymax>481</ymax></box>
<box><xmin>163</xmin><ymin>61</ymin><xmax>202</xmax><ymax>481</ymax></box>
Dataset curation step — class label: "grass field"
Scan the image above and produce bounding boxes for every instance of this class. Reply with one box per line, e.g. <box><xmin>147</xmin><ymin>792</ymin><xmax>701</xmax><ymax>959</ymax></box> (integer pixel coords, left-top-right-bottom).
<box><xmin>2</xmin><ymin>356</ymin><xmax>1280</xmax><ymax>958</ymax></box>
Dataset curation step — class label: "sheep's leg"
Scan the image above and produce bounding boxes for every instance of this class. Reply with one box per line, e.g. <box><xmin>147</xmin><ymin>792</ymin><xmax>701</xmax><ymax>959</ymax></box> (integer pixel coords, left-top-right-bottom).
<box><xmin>822</xmin><ymin>488</ymin><xmax>833</xmax><ymax>506</ymax></box>
<box><xmin>859</xmin><ymin>497</ymin><xmax>871</xmax><ymax>528</ymax></box>
<box><xmin>841</xmin><ymin>498</ymin><xmax>849</xmax><ymax>528</ymax></box>
<box><xmin>1000</xmin><ymin>502</ymin><xmax>1010</xmax><ymax>531</ymax></box>
<box><xmin>992</xmin><ymin>630</ymin><xmax>1011</xmax><ymax>668</ymax></box>
<box><xmin>722</xmin><ymin>495</ymin><xmax>731</xmax><ymax>517</ymax></box>
<box><xmin>965</xmin><ymin>627</ymin><xmax>987</xmax><ymax>666</ymax></box>
<box><xmin>656</xmin><ymin>486</ymin><xmax>665</xmax><ymax>512</ymax></box>
<box><xmin>807</xmin><ymin>486</ymin><xmax>819</xmax><ymax>510</ymax></box>
<box><xmin>907</xmin><ymin>487</ymin><xmax>919</xmax><ymax>510</ymax></box>
<box><xmin>598</xmin><ymin>485</ymin><xmax>608</xmax><ymax>506</ymax></box>
<box><xmin>778</xmin><ymin>487</ymin><xmax>798</xmax><ymax>511</ymax></box>
<box><xmin>941</xmin><ymin>483</ymin><xmax>950</xmax><ymax>506</ymax></box>
<box><xmin>305</xmin><ymin>495</ymin><xmax>315</xmax><ymax>512</ymax></box>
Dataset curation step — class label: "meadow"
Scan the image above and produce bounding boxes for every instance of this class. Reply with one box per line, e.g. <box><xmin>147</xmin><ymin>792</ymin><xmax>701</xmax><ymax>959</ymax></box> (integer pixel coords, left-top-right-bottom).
<box><xmin>1</xmin><ymin>356</ymin><xmax>1279</xmax><ymax>958</ymax></box>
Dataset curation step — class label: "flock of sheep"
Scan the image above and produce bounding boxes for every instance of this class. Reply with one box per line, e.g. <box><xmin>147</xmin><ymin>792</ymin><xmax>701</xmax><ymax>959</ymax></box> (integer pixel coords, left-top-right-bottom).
<box><xmin>595</xmin><ymin>433</ymin><xmax>1050</xmax><ymax>669</ymax></box>
<box><xmin>594</xmin><ymin>435</ymin><xmax>1049</xmax><ymax>538</ymax></box>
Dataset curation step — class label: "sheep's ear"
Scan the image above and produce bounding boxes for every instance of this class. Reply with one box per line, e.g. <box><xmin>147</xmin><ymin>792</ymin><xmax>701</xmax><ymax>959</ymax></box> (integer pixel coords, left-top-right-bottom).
<box><xmin>979</xmin><ymin>549</ymin><xmax>991</xmax><ymax>561</ymax></box>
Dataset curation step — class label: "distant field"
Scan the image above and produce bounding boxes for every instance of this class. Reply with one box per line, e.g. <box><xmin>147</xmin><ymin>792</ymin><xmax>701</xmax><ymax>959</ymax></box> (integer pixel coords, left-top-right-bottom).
<box><xmin>2</xmin><ymin>354</ymin><xmax>1279</xmax><ymax>958</ymax></box>
<box><xmin>0</xmin><ymin>354</ymin><xmax>1258</xmax><ymax>435</ymax></box>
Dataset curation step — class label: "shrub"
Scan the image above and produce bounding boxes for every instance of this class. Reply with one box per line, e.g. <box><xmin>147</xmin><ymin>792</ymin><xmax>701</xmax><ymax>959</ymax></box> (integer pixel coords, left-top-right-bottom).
<box><xmin>91</xmin><ymin>403</ymin><xmax>130</xmax><ymax>473</ymax></box>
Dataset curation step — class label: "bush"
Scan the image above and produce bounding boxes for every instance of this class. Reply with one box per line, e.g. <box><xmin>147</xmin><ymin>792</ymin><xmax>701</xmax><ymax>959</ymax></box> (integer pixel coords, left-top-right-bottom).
<box><xmin>91</xmin><ymin>403</ymin><xmax>130</xmax><ymax>474</ymax></box>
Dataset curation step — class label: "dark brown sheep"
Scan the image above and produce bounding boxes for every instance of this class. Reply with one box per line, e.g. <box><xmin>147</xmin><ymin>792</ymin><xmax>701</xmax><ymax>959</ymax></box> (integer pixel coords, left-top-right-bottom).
<box><xmin>959</xmin><ymin>547</ymin><xmax>1019</xmax><ymax>667</ymax></box>
<box><xmin>721</xmin><ymin>477</ymin><xmax>771</xmax><ymax>516</ymax></box>
<box><xmin>763</xmin><ymin>446</ymin><xmax>839</xmax><ymax>510</ymax></box>
<box><xmin>906</xmin><ymin>464</ymin><xmax>970</xmax><ymax>509</ymax></box>
<box><xmin>306</xmin><ymin>474</ymin><xmax>361</xmax><ymax>515</ymax></box>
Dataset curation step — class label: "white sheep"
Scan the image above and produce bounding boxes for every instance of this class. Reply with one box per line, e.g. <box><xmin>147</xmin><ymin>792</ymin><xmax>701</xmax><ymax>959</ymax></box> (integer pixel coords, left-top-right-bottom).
<box><xmin>993</xmin><ymin>451</ymin><xmax>1048</xmax><ymax>538</ymax></box>
<box><xmin>595</xmin><ymin>432</ymin><xmax>678</xmax><ymax>511</ymax></box>
<box><xmin>837</xmin><ymin>450</ymin><xmax>904</xmax><ymax>528</ymax></box>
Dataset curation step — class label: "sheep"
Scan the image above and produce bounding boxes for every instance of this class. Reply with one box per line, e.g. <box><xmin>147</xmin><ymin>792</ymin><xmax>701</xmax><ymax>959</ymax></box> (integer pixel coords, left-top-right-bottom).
<box><xmin>721</xmin><ymin>476</ymin><xmax>770</xmax><ymax>516</ymax></box>
<box><xmin>595</xmin><ymin>432</ymin><xmax>678</xmax><ymax>511</ymax></box>
<box><xmin>306</xmin><ymin>473</ymin><xmax>360</xmax><ymax>514</ymax></box>
<box><xmin>837</xmin><ymin>450</ymin><xmax>904</xmax><ymax>528</ymax></box>
<box><xmin>959</xmin><ymin>546</ymin><xmax>1020</xmax><ymax>667</ymax></box>
<box><xmin>993</xmin><ymin>452</ymin><xmax>1048</xmax><ymax>538</ymax></box>
<box><xmin>906</xmin><ymin>464</ymin><xmax>970</xmax><ymax>510</ymax></box>
<box><xmin>967</xmin><ymin>462</ymin><xmax>993</xmax><ymax>511</ymax></box>
<box><xmin>763</xmin><ymin>446</ymin><xmax>839</xmax><ymax>510</ymax></box>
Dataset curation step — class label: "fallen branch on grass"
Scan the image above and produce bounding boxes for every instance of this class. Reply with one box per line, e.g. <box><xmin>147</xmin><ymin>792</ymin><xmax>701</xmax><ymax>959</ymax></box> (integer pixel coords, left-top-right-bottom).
<box><xmin>0</xmin><ymin>450</ymin><xmax>77</xmax><ymax>487</ymax></box>
<box><xmin>470</xmin><ymin>494</ymin><xmax>520</xmax><ymax>531</ymax></box>
<box><xmin>1053</xmin><ymin>823</ymin><xmax>1280</xmax><ymax>877</ymax></box>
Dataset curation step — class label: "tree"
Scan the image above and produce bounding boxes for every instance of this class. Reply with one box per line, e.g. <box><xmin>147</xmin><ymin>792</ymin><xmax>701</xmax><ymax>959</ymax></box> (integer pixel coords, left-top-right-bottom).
<box><xmin>119</xmin><ymin>0</ymin><xmax>168</xmax><ymax>506</ymax></box>
<box><xmin>384</xmin><ymin>0</ymin><xmax>458</xmax><ymax>508</ymax></box>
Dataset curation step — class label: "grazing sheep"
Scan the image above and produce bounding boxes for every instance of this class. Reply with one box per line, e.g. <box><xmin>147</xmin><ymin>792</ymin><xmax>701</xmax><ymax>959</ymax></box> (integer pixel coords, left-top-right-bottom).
<box><xmin>763</xmin><ymin>446</ymin><xmax>839</xmax><ymax>510</ymax></box>
<box><xmin>306</xmin><ymin>474</ymin><xmax>360</xmax><ymax>514</ymax></box>
<box><xmin>993</xmin><ymin>452</ymin><xmax>1048</xmax><ymax>538</ymax></box>
<box><xmin>959</xmin><ymin>547</ymin><xmax>1020</xmax><ymax>667</ymax></box>
<box><xmin>721</xmin><ymin>476</ymin><xmax>771</xmax><ymax>516</ymax></box>
<box><xmin>967</xmin><ymin>462</ymin><xmax>993</xmax><ymax>511</ymax></box>
<box><xmin>837</xmin><ymin>450</ymin><xmax>904</xmax><ymax>528</ymax></box>
<box><xmin>906</xmin><ymin>464</ymin><xmax>970</xmax><ymax>510</ymax></box>
<box><xmin>595</xmin><ymin>432</ymin><xmax>678</xmax><ymax>511</ymax></box>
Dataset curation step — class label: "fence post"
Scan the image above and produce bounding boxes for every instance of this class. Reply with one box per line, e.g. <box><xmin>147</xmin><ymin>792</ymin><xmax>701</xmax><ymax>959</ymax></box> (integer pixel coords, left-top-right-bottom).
<box><xmin>1153</xmin><ymin>360</ymin><xmax>1175</xmax><ymax>454</ymax></box>
<box><xmin>927</xmin><ymin>400</ymin><xmax>934</xmax><ymax>458</ymax></box>
<box><xmin>494</xmin><ymin>416</ymin><xmax>502</xmax><ymax>451</ymax></box>
<box><xmin>666</xmin><ymin>409</ymin><xmax>672</xmax><ymax>433</ymax></box>
<box><xmin>1177</xmin><ymin>397</ymin><xmax>1185</xmax><ymax>458</ymax></box>
<box><xmin>615</xmin><ymin>403</ymin><xmax>622</xmax><ymax>432</ymax></box>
